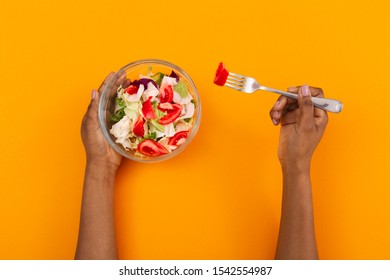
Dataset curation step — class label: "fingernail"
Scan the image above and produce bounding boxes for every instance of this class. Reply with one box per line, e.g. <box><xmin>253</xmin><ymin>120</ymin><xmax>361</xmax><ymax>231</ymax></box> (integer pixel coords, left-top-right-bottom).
<box><xmin>273</xmin><ymin>111</ymin><xmax>279</xmax><ymax>119</ymax></box>
<box><xmin>302</xmin><ymin>85</ymin><xmax>310</xmax><ymax>97</ymax></box>
<box><xmin>91</xmin><ymin>90</ymin><xmax>97</xmax><ymax>99</ymax></box>
<box><xmin>273</xmin><ymin>100</ymin><xmax>280</xmax><ymax>108</ymax></box>
<box><xmin>272</xmin><ymin>119</ymin><xmax>278</xmax><ymax>126</ymax></box>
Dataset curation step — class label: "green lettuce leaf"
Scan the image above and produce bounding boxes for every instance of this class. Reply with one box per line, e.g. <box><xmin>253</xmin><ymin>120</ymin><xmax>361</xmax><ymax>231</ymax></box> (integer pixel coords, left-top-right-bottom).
<box><xmin>115</xmin><ymin>97</ymin><xmax>126</xmax><ymax>108</ymax></box>
<box><xmin>144</xmin><ymin>131</ymin><xmax>157</xmax><ymax>140</ymax></box>
<box><xmin>173</xmin><ymin>80</ymin><xmax>189</xmax><ymax>98</ymax></box>
<box><xmin>152</xmin><ymin>102</ymin><xmax>165</xmax><ymax>119</ymax></box>
<box><xmin>151</xmin><ymin>72</ymin><xmax>165</xmax><ymax>86</ymax></box>
<box><xmin>111</xmin><ymin>109</ymin><xmax>125</xmax><ymax>122</ymax></box>
<box><xmin>111</xmin><ymin>97</ymin><xmax>127</xmax><ymax>122</ymax></box>
<box><xmin>124</xmin><ymin>101</ymin><xmax>141</xmax><ymax>120</ymax></box>
<box><xmin>150</xmin><ymin>120</ymin><xmax>164</xmax><ymax>132</ymax></box>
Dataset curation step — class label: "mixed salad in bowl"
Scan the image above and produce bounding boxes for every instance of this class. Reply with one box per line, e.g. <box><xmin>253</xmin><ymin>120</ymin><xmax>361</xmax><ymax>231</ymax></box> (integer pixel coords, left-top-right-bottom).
<box><xmin>109</xmin><ymin>68</ymin><xmax>196</xmax><ymax>158</ymax></box>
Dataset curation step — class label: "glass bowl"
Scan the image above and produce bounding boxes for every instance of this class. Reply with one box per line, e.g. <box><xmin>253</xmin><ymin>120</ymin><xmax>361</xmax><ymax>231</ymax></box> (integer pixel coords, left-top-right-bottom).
<box><xmin>98</xmin><ymin>59</ymin><xmax>201</xmax><ymax>163</ymax></box>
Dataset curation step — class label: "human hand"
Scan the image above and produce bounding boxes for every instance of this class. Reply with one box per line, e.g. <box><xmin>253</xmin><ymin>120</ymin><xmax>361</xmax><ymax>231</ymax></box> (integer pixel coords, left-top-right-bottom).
<box><xmin>269</xmin><ymin>85</ymin><xmax>328</xmax><ymax>172</ymax></box>
<box><xmin>81</xmin><ymin>72</ymin><xmax>128</xmax><ymax>172</ymax></box>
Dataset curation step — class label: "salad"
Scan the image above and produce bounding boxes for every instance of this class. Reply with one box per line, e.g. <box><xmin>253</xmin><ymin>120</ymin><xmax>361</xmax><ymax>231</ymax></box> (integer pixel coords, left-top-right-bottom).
<box><xmin>109</xmin><ymin>68</ymin><xmax>195</xmax><ymax>157</ymax></box>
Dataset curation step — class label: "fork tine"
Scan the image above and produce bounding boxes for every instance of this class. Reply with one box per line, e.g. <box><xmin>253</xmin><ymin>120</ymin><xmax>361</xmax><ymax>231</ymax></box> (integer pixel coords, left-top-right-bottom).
<box><xmin>225</xmin><ymin>79</ymin><xmax>244</xmax><ymax>87</ymax></box>
<box><xmin>229</xmin><ymin>72</ymin><xmax>246</xmax><ymax>79</ymax></box>
<box><xmin>227</xmin><ymin>75</ymin><xmax>245</xmax><ymax>83</ymax></box>
<box><xmin>225</xmin><ymin>82</ymin><xmax>242</xmax><ymax>91</ymax></box>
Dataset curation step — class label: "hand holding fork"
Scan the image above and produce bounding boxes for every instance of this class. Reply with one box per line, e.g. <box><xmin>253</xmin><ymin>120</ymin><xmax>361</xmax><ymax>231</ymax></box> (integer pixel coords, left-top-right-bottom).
<box><xmin>215</xmin><ymin>63</ymin><xmax>343</xmax><ymax>113</ymax></box>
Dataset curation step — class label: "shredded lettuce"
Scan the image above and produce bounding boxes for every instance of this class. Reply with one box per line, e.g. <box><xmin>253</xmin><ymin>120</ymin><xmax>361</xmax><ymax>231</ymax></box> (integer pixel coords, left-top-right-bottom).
<box><xmin>151</xmin><ymin>72</ymin><xmax>165</xmax><ymax>86</ymax></box>
<box><xmin>149</xmin><ymin>102</ymin><xmax>166</xmax><ymax>133</ymax></box>
<box><xmin>152</xmin><ymin>102</ymin><xmax>165</xmax><ymax>119</ymax></box>
<box><xmin>110</xmin><ymin>116</ymin><xmax>132</xmax><ymax>149</ymax></box>
<box><xmin>110</xmin><ymin>69</ymin><xmax>196</xmax><ymax>155</ymax></box>
<box><xmin>164</xmin><ymin>123</ymin><xmax>176</xmax><ymax>137</ymax></box>
<box><xmin>111</xmin><ymin>97</ymin><xmax>127</xmax><ymax>121</ymax></box>
<box><xmin>162</xmin><ymin>76</ymin><xmax>178</xmax><ymax>86</ymax></box>
<box><xmin>111</xmin><ymin>109</ymin><xmax>125</xmax><ymax>122</ymax></box>
<box><xmin>143</xmin><ymin>131</ymin><xmax>157</xmax><ymax>140</ymax></box>
<box><xmin>147</xmin><ymin>66</ymin><xmax>152</xmax><ymax>77</ymax></box>
<box><xmin>115</xmin><ymin>97</ymin><xmax>126</xmax><ymax>110</ymax></box>
<box><xmin>150</xmin><ymin>119</ymin><xmax>164</xmax><ymax>132</ymax></box>
<box><xmin>173</xmin><ymin>80</ymin><xmax>189</xmax><ymax>98</ymax></box>
<box><xmin>123</xmin><ymin>101</ymin><xmax>141</xmax><ymax>121</ymax></box>
<box><xmin>179</xmin><ymin>102</ymin><xmax>195</xmax><ymax>120</ymax></box>
<box><xmin>142</xmin><ymin>82</ymin><xmax>159</xmax><ymax>102</ymax></box>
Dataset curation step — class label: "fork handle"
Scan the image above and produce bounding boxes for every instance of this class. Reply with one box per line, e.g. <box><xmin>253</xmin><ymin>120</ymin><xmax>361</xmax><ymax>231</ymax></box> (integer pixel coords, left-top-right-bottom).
<box><xmin>260</xmin><ymin>86</ymin><xmax>343</xmax><ymax>113</ymax></box>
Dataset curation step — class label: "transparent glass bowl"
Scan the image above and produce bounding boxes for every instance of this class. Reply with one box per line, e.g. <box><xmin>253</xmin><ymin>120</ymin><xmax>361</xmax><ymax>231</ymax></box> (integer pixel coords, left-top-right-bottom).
<box><xmin>98</xmin><ymin>59</ymin><xmax>201</xmax><ymax>163</ymax></box>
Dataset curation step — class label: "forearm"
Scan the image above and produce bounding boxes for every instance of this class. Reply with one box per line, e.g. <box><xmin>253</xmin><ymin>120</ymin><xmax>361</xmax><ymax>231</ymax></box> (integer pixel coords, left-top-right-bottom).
<box><xmin>275</xmin><ymin>163</ymin><xmax>318</xmax><ymax>260</ymax></box>
<box><xmin>75</xmin><ymin>162</ymin><xmax>118</xmax><ymax>260</ymax></box>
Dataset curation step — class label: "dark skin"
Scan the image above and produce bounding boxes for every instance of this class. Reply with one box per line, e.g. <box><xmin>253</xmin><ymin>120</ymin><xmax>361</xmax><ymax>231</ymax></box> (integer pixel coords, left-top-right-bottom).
<box><xmin>271</xmin><ymin>85</ymin><xmax>328</xmax><ymax>259</ymax></box>
<box><xmin>75</xmin><ymin>73</ymin><xmax>327</xmax><ymax>260</ymax></box>
<box><xmin>75</xmin><ymin>72</ymin><xmax>126</xmax><ymax>259</ymax></box>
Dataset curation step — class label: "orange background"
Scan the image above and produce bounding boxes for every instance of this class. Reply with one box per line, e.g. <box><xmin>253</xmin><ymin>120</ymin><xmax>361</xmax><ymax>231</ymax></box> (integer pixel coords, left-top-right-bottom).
<box><xmin>1</xmin><ymin>0</ymin><xmax>389</xmax><ymax>259</ymax></box>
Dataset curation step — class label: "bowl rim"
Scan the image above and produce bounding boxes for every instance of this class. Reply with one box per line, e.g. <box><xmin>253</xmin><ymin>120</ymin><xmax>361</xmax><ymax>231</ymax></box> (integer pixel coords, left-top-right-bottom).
<box><xmin>98</xmin><ymin>58</ymin><xmax>201</xmax><ymax>163</ymax></box>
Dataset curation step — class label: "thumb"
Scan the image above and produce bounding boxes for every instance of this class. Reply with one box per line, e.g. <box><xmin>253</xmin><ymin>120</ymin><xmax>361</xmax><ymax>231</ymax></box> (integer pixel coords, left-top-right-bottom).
<box><xmin>86</xmin><ymin>89</ymin><xmax>100</xmax><ymax>119</ymax></box>
<box><xmin>297</xmin><ymin>85</ymin><xmax>314</xmax><ymax>129</ymax></box>
<box><xmin>90</xmin><ymin>89</ymin><xmax>100</xmax><ymax>107</ymax></box>
<box><xmin>82</xmin><ymin>89</ymin><xmax>100</xmax><ymax>132</ymax></box>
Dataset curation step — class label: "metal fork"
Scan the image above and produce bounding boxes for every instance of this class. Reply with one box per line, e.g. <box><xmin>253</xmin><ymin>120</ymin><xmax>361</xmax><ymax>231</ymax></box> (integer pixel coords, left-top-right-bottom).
<box><xmin>225</xmin><ymin>72</ymin><xmax>343</xmax><ymax>113</ymax></box>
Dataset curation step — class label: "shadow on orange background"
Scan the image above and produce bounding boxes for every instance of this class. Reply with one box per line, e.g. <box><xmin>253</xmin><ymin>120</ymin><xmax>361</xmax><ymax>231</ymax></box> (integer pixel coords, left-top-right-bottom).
<box><xmin>0</xmin><ymin>0</ymin><xmax>389</xmax><ymax>259</ymax></box>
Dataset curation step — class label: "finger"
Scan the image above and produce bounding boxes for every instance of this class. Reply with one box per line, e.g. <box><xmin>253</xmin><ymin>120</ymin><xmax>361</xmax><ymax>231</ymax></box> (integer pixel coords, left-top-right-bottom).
<box><xmin>292</xmin><ymin>85</ymin><xmax>326</xmax><ymax>116</ymax></box>
<box><xmin>288</xmin><ymin>85</ymin><xmax>324</xmax><ymax>97</ymax></box>
<box><xmin>282</xmin><ymin>102</ymin><xmax>298</xmax><ymax>114</ymax></box>
<box><xmin>287</xmin><ymin>86</ymin><xmax>299</xmax><ymax>93</ymax></box>
<box><xmin>82</xmin><ymin>90</ymin><xmax>100</xmax><ymax>131</ymax></box>
<box><xmin>98</xmin><ymin>72</ymin><xmax>115</xmax><ymax>93</ymax></box>
<box><xmin>269</xmin><ymin>96</ymin><xmax>287</xmax><ymax>125</ymax></box>
<box><xmin>315</xmin><ymin>111</ymin><xmax>328</xmax><ymax>130</ymax></box>
<box><xmin>114</xmin><ymin>72</ymin><xmax>126</xmax><ymax>91</ymax></box>
<box><xmin>284</xmin><ymin>87</ymin><xmax>299</xmax><ymax>117</ymax></box>
<box><xmin>280</xmin><ymin>110</ymin><xmax>297</xmax><ymax>126</ymax></box>
<box><xmin>122</xmin><ymin>79</ymin><xmax>131</xmax><ymax>89</ymax></box>
<box><xmin>297</xmin><ymin>85</ymin><xmax>315</xmax><ymax>130</ymax></box>
<box><xmin>106</xmin><ymin>72</ymin><xmax>126</xmax><ymax>97</ymax></box>
<box><xmin>87</xmin><ymin>89</ymin><xmax>100</xmax><ymax>115</ymax></box>
<box><xmin>284</xmin><ymin>87</ymin><xmax>299</xmax><ymax>107</ymax></box>
<box><xmin>269</xmin><ymin>93</ymin><xmax>298</xmax><ymax>125</ymax></box>
<box><xmin>287</xmin><ymin>85</ymin><xmax>326</xmax><ymax>126</ymax></box>
<box><xmin>116</xmin><ymin>71</ymin><xmax>126</xmax><ymax>86</ymax></box>
<box><xmin>287</xmin><ymin>86</ymin><xmax>324</xmax><ymax>97</ymax></box>
<box><xmin>82</xmin><ymin>90</ymin><xmax>96</xmax><ymax>128</ymax></box>
<box><xmin>311</xmin><ymin>87</ymin><xmax>327</xmax><ymax>120</ymax></box>
<box><xmin>279</xmin><ymin>97</ymin><xmax>299</xmax><ymax>126</ymax></box>
<box><xmin>309</xmin><ymin>86</ymin><xmax>324</xmax><ymax>98</ymax></box>
<box><xmin>311</xmin><ymin>87</ymin><xmax>328</xmax><ymax>127</ymax></box>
